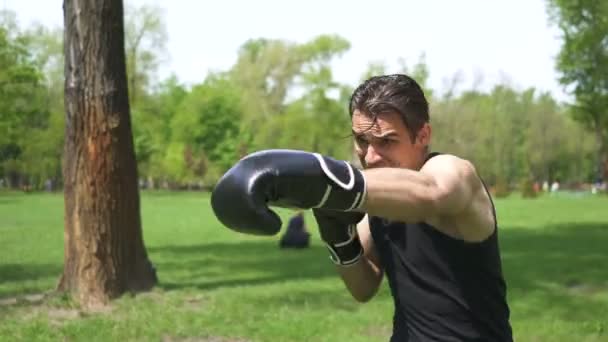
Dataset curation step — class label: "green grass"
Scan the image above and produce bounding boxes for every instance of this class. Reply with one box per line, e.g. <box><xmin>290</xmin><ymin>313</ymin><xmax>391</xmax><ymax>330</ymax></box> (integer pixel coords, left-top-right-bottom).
<box><xmin>1</xmin><ymin>191</ymin><xmax>607</xmax><ymax>341</ymax></box>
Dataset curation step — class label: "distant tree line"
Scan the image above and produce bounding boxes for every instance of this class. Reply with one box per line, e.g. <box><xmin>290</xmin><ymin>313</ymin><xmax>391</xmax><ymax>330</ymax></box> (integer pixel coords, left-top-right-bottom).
<box><xmin>1</xmin><ymin>1</ymin><xmax>606</xmax><ymax>194</ymax></box>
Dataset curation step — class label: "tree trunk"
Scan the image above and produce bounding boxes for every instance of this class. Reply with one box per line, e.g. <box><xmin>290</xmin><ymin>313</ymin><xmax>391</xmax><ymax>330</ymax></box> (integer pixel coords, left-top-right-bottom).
<box><xmin>58</xmin><ymin>0</ymin><xmax>157</xmax><ymax>309</ymax></box>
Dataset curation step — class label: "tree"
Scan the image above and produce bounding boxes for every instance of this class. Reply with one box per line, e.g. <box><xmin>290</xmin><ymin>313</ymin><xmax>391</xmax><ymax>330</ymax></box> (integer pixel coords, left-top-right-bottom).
<box><xmin>230</xmin><ymin>38</ymin><xmax>304</xmax><ymax>122</ymax></box>
<box><xmin>21</xmin><ymin>24</ymin><xmax>65</xmax><ymax>188</ymax></box>
<box><xmin>166</xmin><ymin>74</ymin><xmax>243</xmax><ymax>185</ymax></box>
<box><xmin>288</xmin><ymin>35</ymin><xmax>352</xmax><ymax>159</ymax></box>
<box><xmin>397</xmin><ymin>54</ymin><xmax>434</xmax><ymax>100</ymax></box>
<box><xmin>229</xmin><ymin>34</ymin><xmax>351</xmax><ymax>153</ymax></box>
<box><xmin>132</xmin><ymin>75</ymin><xmax>187</xmax><ymax>183</ymax></box>
<box><xmin>124</xmin><ymin>3</ymin><xmax>167</xmax><ymax>105</ymax></box>
<box><xmin>547</xmin><ymin>0</ymin><xmax>608</xmax><ymax>182</ymax></box>
<box><xmin>360</xmin><ymin>60</ymin><xmax>387</xmax><ymax>82</ymax></box>
<box><xmin>59</xmin><ymin>0</ymin><xmax>157</xmax><ymax>308</ymax></box>
<box><xmin>524</xmin><ymin>92</ymin><xmax>567</xmax><ymax>182</ymax></box>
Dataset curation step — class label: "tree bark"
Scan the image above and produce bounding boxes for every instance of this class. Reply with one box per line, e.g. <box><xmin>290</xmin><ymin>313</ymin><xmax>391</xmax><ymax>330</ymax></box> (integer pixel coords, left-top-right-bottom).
<box><xmin>58</xmin><ymin>0</ymin><xmax>157</xmax><ymax>309</ymax></box>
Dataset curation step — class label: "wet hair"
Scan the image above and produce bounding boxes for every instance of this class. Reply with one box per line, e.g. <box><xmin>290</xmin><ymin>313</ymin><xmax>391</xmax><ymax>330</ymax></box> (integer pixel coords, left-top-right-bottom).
<box><xmin>349</xmin><ymin>74</ymin><xmax>429</xmax><ymax>142</ymax></box>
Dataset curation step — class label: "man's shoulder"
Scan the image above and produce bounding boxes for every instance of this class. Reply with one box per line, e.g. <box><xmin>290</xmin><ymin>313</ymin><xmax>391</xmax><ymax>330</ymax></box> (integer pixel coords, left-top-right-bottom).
<box><xmin>423</xmin><ymin>153</ymin><xmax>478</xmax><ymax>178</ymax></box>
<box><xmin>424</xmin><ymin>154</ymin><xmax>495</xmax><ymax>241</ymax></box>
<box><xmin>427</xmin><ymin>152</ymin><xmax>471</xmax><ymax>163</ymax></box>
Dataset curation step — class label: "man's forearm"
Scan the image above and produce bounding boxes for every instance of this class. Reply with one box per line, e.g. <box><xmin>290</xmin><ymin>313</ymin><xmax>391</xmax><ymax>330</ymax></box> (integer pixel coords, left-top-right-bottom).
<box><xmin>336</xmin><ymin>256</ymin><xmax>383</xmax><ymax>303</ymax></box>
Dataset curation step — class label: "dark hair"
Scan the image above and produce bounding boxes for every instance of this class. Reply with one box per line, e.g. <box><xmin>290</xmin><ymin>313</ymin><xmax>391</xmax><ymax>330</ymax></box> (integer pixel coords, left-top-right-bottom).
<box><xmin>349</xmin><ymin>74</ymin><xmax>429</xmax><ymax>142</ymax></box>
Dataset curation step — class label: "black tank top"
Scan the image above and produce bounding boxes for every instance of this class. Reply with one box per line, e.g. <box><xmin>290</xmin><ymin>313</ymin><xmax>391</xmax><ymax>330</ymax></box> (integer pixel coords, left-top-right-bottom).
<box><xmin>369</xmin><ymin>153</ymin><xmax>512</xmax><ymax>341</ymax></box>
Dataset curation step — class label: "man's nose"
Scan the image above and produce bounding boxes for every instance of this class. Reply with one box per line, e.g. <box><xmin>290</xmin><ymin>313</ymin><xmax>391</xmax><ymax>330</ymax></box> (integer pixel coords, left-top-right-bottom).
<box><xmin>365</xmin><ymin>144</ymin><xmax>383</xmax><ymax>167</ymax></box>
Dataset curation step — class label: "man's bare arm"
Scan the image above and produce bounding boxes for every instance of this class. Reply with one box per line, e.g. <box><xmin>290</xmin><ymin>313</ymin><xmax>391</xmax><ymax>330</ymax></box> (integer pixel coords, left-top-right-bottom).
<box><xmin>336</xmin><ymin>215</ymin><xmax>384</xmax><ymax>303</ymax></box>
<box><xmin>360</xmin><ymin>155</ymin><xmax>490</xmax><ymax>240</ymax></box>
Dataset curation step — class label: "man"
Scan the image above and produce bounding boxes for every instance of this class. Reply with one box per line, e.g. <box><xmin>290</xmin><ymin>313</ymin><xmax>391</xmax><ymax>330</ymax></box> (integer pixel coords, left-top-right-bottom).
<box><xmin>279</xmin><ymin>211</ymin><xmax>310</xmax><ymax>249</ymax></box>
<box><xmin>211</xmin><ymin>74</ymin><xmax>512</xmax><ymax>341</ymax></box>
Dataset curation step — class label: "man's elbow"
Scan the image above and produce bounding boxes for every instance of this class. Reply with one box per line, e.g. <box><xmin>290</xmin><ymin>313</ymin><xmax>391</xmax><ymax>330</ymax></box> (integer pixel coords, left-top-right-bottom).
<box><xmin>351</xmin><ymin>291</ymin><xmax>376</xmax><ymax>303</ymax></box>
<box><xmin>427</xmin><ymin>183</ymin><xmax>460</xmax><ymax>217</ymax></box>
<box><xmin>348</xmin><ymin>285</ymin><xmax>380</xmax><ymax>303</ymax></box>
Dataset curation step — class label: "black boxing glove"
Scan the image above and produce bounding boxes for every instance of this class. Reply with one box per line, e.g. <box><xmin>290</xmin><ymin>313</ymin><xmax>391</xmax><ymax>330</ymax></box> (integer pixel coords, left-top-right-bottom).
<box><xmin>313</xmin><ymin>209</ymin><xmax>365</xmax><ymax>266</ymax></box>
<box><xmin>210</xmin><ymin>149</ymin><xmax>366</xmax><ymax>236</ymax></box>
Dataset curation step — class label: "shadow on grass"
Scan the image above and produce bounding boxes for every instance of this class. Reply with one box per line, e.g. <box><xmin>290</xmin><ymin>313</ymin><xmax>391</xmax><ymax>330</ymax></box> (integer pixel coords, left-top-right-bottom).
<box><xmin>148</xmin><ymin>240</ymin><xmax>336</xmax><ymax>291</ymax></box>
<box><xmin>2</xmin><ymin>221</ymin><xmax>607</xmax><ymax>324</ymax></box>
<box><xmin>148</xmin><ymin>222</ymin><xmax>608</xmax><ymax>324</ymax></box>
<box><xmin>140</xmin><ymin>190</ymin><xmax>210</xmax><ymax>198</ymax></box>
<box><xmin>500</xmin><ymin>222</ymin><xmax>608</xmax><ymax>324</ymax></box>
<box><xmin>148</xmin><ymin>222</ymin><xmax>608</xmax><ymax>292</ymax></box>
<box><xmin>0</xmin><ymin>263</ymin><xmax>62</xmax><ymax>299</ymax></box>
<box><xmin>0</xmin><ymin>264</ymin><xmax>62</xmax><ymax>285</ymax></box>
<box><xmin>501</xmin><ymin>222</ymin><xmax>608</xmax><ymax>285</ymax></box>
<box><xmin>0</xmin><ymin>196</ymin><xmax>21</xmax><ymax>205</ymax></box>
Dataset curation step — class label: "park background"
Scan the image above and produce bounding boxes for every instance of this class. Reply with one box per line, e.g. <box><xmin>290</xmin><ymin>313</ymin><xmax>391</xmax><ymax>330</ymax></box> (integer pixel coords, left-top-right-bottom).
<box><xmin>1</xmin><ymin>0</ymin><xmax>607</xmax><ymax>341</ymax></box>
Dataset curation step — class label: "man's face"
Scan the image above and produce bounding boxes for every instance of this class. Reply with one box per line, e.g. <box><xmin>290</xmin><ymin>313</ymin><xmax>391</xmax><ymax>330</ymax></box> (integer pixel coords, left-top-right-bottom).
<box><xmin>351</xmin><ymin>110</ymin><xmax>430</xmax><ymax>170</ymax></box>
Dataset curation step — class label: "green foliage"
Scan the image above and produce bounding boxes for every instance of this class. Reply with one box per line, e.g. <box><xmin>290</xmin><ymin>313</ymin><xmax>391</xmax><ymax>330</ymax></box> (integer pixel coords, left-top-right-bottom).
<box><xmin>0</xmin><ymin>7</ymin><xmax>604</xmax><ymax>190</ymax></box>
<box><xmin>250</xmin><ymin>38</ymin><xmax>353</xmax><ymax>160</ymax></box>
<box><xmin>297</xmin><ymin>34</ymin><xmax>351</xmax><ymax>64</ymax></box>
<box><xmin>132</xmin><ymin>76</ymin><xmax>188</xmax><ymax>179</ymax></box>
<box><xmin>21</xmin><ymin>24</ymin><xmax>63</xmax><ymax>86</ymax></box>
<box><xmin>167</xmin><ymin>75</ymin><xmax>243</xmax><ymax>184</ymax></box>
<box><xmin>432</xmin><ymin>84</ymin><xmax>596</xmax><ymax>188</ymax></box>
<box><xmin>124</xmin><ymin>3</ymin><xmax>168</xmax><ymax>105</ymax></box>
<box><xmin>361</xmin><ymin>61</ymin><xmax>387</xmax><ymax>82</ymax></box>
<box><xmin>230</xmin><ymin>34</ymin><xmax>352</xmax><ymax>155</ymax></box>
<box><xmin>546</xmin><ymin>0</ymin><xmax>608</xmax><ymax>181</ymax></box>
<box><xmin>0</xmin><ymin>19</ymin><xmax>53</xmax><ymax>187</ymax></box>
<box><xmin>519</xmin><ymin>177</ymin><xmax>538</xmax><ymax>199</ymax></box>
<box><xmin>398</xmin><ymin>54</ymin><xmax>434</xmax><ymax>99</ymax></box>
<box><xmin>0</xmin><ymin>27</ymin><xmax>46</xmax><ymax>143</ymax></box>
<box><xmin>230</xmin><ymin>38</ymin><xmax>302</xmax><ymax>121</ymax></box>
<box><xmin>492</xmin><ymin>176</ymin><xmax>512</xmax><ymax>198</ymax></box>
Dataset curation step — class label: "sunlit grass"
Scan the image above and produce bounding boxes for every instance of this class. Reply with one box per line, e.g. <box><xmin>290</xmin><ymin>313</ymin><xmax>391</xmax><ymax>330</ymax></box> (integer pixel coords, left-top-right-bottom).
<box><xmin>1</xmin><ymin>191</ymin><xmax>607</xmax><ymax>341</ymax></box>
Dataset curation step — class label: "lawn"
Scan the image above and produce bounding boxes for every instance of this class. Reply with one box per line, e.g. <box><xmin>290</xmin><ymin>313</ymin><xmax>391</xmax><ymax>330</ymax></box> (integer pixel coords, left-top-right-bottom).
<box><xmin>0</xmin><ymin>191</ymin><xmax>607</xmax><ymax>341</ymax></box>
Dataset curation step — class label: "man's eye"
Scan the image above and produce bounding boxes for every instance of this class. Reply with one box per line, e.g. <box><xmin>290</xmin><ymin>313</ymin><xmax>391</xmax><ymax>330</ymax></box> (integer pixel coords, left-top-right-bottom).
<box><xmin>355</xmin><ymin>136</ymin><xmax>368</xmax><ymax>146</ymax></box>
<box><xmin>379</xmin><ymin>138</ymin><xmax>393</xmax><ymax>146</ymax></box>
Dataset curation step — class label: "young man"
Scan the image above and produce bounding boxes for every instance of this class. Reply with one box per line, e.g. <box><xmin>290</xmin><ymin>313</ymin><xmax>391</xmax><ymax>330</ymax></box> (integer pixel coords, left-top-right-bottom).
<box><xmin>211</xmin><ymin>74</ymin><xmax>513</xmax><ymax>341</ymax></box>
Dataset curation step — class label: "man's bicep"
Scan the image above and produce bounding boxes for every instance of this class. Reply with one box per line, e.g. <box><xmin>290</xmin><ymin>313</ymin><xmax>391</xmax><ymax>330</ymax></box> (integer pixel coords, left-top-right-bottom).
<box><xmin>421</xmin><ymin>155</ymin><xmax>479</xmax><ymax>215</ymax></box>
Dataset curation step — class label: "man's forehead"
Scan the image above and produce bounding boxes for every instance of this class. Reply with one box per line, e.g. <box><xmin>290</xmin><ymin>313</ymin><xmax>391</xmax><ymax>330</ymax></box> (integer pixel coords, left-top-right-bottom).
<box><xmin>352</xmin><ymin>111</ymin><xmax>402</xmax><ymax>134</ymax></box>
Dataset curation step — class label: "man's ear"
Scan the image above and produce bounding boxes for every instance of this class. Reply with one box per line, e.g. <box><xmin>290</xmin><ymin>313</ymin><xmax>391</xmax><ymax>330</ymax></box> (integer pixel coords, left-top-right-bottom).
<box><xmin>417</xmin><ymin>123</ymin><xmax>431</xmax><ymax>147</ymax></box>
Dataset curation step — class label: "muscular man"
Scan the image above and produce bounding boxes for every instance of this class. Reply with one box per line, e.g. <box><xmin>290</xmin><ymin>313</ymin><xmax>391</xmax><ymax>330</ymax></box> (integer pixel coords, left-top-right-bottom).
<box><xmin>211</xmin><ymin>74</ymin><xmax>513</xmax><ymax>341</ymax></box>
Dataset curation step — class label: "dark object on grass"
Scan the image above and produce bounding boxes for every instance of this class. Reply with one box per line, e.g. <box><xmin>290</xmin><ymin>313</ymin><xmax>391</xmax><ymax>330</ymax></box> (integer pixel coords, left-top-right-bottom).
<box><xmin>279</xmin><ymin>212</ymin><xmax>310</xmax><ymax>249</ymax></box>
